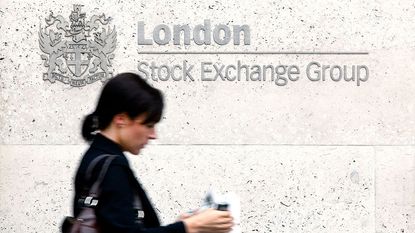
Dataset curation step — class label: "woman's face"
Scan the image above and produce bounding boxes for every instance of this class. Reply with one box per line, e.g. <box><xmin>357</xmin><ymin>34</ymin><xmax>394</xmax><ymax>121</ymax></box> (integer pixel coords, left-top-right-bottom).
<box><xmin>118</xmin><ymin>113</ymin><xmax>157</xmax><ymax>155</ymax></box>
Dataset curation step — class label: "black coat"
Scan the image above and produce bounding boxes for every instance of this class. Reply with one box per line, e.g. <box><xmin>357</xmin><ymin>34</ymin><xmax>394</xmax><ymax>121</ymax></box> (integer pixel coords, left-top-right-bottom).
<box><xmin>73</xmin><ymin>133</ymin><xmax>186</xmax><ymax>233</ymax></box>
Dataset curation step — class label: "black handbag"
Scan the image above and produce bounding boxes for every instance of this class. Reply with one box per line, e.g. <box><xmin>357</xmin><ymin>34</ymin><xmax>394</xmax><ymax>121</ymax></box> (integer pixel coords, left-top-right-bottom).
<box><xmin>61</xmin><ymin>154</ymin><xmax>118</xmax><ymax>233</ymax></box>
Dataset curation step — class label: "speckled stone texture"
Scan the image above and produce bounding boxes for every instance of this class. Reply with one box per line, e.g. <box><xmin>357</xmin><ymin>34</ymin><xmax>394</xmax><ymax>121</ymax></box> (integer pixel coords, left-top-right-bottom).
<box><xmin>0</xmin><ymin>145</ymin><xmax>377</xmax><ymax>233</ymax></box>
<box><xmin>1</xmin><ymin>0</ymin><xmax>414</xmax><ymax>145</ymax></box>
<box><xmin>0</xmin><ymin>0</ymin><xmax>414</xmax><ymax>232</ymax></box>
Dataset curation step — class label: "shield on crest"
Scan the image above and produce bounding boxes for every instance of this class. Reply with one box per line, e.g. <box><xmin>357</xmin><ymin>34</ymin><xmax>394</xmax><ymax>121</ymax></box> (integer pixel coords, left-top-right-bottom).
<box><xmin>65</xmin><ymin>43</ymin><xmax>91</xmax><ymax>77</ymax></box>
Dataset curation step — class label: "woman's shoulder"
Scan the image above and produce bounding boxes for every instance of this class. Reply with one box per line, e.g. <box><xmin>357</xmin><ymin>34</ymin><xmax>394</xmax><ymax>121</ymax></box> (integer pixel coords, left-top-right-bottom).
<box><xmin>75</xmin><ymin>148</ymin><xmax>132</xmax><ymax>184</ymax></box>
<box><xmin>83</xmin><ymin>147</ymin><xmax>129</xmax><ymax>167</ymax></box>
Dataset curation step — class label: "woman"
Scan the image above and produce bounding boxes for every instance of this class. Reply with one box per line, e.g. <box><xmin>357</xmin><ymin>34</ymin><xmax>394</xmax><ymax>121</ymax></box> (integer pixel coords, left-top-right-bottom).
<box><xmin>73</xmin><ymin>72</ymin><xmax>234</xmax><ymax>233</ymax></box>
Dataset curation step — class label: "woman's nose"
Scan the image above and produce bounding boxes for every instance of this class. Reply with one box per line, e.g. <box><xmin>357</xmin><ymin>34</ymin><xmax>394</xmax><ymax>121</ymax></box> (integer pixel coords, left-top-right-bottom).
<box><xmin>148</xmin><ymin>128</ymin><xmax>157</xmax><ymax>139</ymax></box>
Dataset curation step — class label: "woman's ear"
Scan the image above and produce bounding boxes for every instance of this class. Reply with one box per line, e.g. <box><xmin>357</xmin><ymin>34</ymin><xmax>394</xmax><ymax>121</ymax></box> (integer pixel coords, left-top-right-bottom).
<box><xmin>113</xmin><ymin>112</ymin><xmax>129</xmax><ymax>128</ymax></box>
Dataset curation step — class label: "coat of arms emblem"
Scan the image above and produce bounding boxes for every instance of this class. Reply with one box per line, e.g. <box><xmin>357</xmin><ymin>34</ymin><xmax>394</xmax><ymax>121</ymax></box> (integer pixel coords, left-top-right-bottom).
<box><xmin>39</xmin><ymin>4</ymin><xmax>117</xmax><ymax>87</ymax></box>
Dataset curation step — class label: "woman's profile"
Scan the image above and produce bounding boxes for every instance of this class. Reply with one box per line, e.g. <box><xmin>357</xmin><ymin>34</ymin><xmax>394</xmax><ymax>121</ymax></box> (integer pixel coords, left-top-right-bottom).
<box><xmin>72</xmin><ymin>72</ymin><xmax>234</xmax><ymax>233</ymax></box>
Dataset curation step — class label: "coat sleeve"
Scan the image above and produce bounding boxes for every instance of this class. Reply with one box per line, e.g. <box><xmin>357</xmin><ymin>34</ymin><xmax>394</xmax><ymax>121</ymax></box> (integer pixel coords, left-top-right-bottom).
<box><xmin>96</xmin><ymin>163</ymin><xmax>187</xmax><ymax>233</ymax></box>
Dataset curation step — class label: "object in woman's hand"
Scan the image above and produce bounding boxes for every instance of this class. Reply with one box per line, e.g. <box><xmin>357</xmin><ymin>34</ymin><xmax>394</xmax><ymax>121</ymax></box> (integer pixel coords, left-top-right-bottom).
<box><xmin>216</xmin><ymin>203</ymin><xmax>229</xmax><ymax>211</ymax></box>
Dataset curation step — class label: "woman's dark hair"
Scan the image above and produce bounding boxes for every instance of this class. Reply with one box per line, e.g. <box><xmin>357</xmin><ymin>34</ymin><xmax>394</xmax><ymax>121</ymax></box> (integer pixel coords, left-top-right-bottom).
<box><xmin>81</xmin><ymin>72</ymin><xmax>164</xmax><ymax>142</ymax></box>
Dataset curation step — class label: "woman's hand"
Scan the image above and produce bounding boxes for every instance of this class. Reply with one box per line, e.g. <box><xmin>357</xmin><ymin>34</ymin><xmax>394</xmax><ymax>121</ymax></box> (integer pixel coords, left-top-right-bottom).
<box><xmin>176</xmin><ymin>210</ymin><xmax>197</xmax><ymax>221</ymax></box>
<box><xmin>182</xmin><ymin>208</ymin><xmax>234</xmax><ymax>233</ymax></box>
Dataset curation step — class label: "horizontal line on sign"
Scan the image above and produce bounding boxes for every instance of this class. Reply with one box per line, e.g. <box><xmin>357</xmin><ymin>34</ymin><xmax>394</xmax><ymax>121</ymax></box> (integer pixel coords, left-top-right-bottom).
<box><xmin>137</xmin><ymin>51</ymin><xmax>369</xmax><ymax>55</ymax></box>
<box><xmin>128</xmin><ymin>144</ymin><xmax>410</xmax><ymax>147</ymax></box>
<box><xmin>1</xmin><ymin>144</ymin><xmax>412</xmax><ymax>147</ymax></box>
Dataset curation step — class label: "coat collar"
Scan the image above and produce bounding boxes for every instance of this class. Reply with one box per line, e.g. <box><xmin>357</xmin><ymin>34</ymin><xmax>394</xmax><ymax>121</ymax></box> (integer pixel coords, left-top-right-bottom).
<box><xmin>90</xmin><ymin>132</ymin><xmax>130</xmax><ymax>166</ymax></box>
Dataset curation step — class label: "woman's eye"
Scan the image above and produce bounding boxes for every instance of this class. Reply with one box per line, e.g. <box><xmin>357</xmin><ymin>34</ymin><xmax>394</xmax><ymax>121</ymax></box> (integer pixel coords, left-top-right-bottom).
<box><xmin>146</xmin><ymin>124</ymin><xmax>155</xmax><ymax>128</ymax></box>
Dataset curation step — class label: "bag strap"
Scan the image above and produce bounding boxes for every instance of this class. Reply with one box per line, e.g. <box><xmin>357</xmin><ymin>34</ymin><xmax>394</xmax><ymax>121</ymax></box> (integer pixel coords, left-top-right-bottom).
<box><xmin>85</xmin><ymin>154</ymin><xmax>114</xmax><ymax>182</ymax></box>
<box><xmin>84</xmin><ymin>154</ymin><xmax>118</xmax><ymax>199</ymax></box>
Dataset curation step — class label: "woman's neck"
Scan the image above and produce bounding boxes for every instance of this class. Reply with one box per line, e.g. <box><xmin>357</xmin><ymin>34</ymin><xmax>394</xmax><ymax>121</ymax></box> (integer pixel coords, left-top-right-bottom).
<box><xmin>99</xmin><ymin>128</ymin><xmax>121</xmax><ymax>146</ymax></box>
